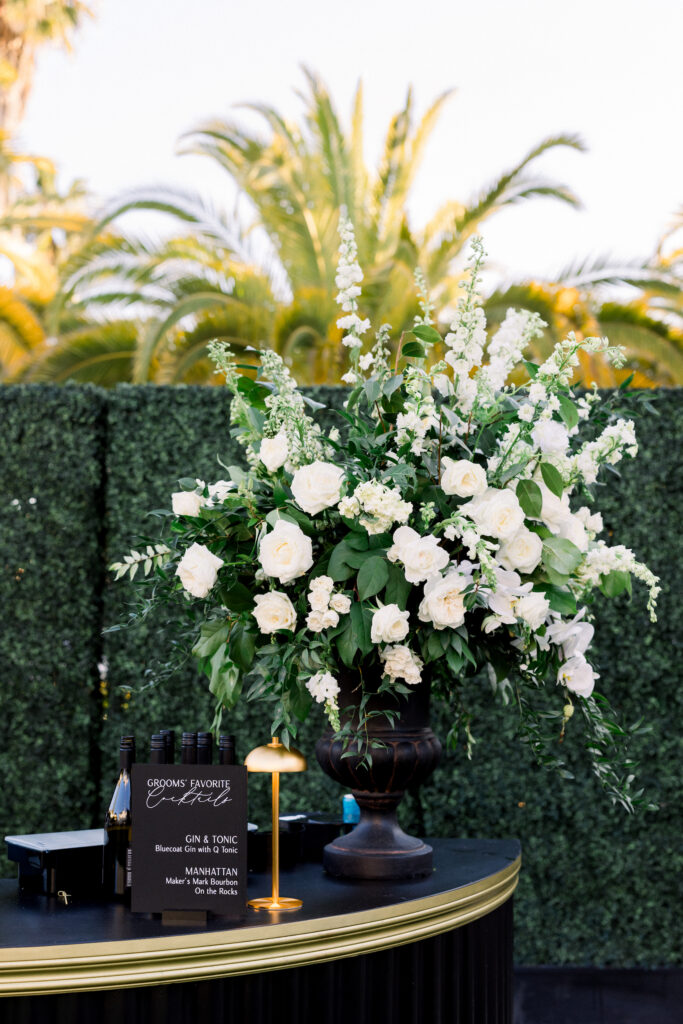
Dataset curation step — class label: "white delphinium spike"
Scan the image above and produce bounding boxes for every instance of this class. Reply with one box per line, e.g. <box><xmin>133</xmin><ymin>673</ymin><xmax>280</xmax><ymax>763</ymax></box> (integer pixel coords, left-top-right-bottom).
<box><xmin>477</xmin><ymin>309</ymin><xmax>546</xmax><ymax>399</ymax></box>
<box><xmin>444</xmin><ymin>237</ymin><xmax>488</xmax><ymax>415</ymax></box>
<box><xmin>413</xmin><ymin>267</ymin><xmax>434</xmax><ymax>327</ymax></box>
<box><xmin>336</xmin><ymin>209</ymin><xmax>370</xmax><ymax>386</ymax></box>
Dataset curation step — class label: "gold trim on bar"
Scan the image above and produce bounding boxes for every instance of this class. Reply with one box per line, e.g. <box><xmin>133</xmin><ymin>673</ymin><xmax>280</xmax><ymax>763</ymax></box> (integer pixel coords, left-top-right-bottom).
<box><xmin>0</xmin><ymin>854</ymin><xmax>520</xmax><ymax>997</ymax></box>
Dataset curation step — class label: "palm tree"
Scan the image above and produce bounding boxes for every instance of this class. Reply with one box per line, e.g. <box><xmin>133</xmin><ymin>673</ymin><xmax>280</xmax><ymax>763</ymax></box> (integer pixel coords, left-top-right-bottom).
<box><xmin>0</xmin><ymin>1</ymin><xmax>92</xmax><ymax>146</ymax></box>
<box><xmin>52</xmin><ymin>69</ymin><xmax>583</xmax><ymax>385</ymax></box>
<box><xmin>487</xmin><ymin>246</ymin><xmax>683</xmax><ymax>387</ymax></box>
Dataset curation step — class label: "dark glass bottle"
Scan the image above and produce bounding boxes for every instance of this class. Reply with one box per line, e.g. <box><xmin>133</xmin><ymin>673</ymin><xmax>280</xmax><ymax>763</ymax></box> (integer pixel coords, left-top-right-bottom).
<box><xmin>103</xmin><ymin>736</ymin><xmax>135</xmax><ymax>898</ymax></box>
<box><xmin>196</xmin><ymin>732</ymin><xmax>213</xmax><ymax>765</ymax></box>
<box><xmin>181</xmin><ymin>732</ymin><xmax>197</xmax><ymax>764</ymax></box>
<box><xmin>149</xmin><ymin>734</ymin><xmax>166</xmax><ymax>764</ymax></box>
<box><xmin>219</xmin><ymin>734</ymin><xmax>236</xmax><ymax>765</ymax></box>
<box><xmin>160</xmin><ymin>729</ymin><xmax>175</xmax><ymax>764</ymax></box>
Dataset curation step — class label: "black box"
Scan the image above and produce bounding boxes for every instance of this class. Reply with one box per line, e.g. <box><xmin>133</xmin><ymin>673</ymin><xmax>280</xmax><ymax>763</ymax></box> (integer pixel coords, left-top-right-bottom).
<box><xmin>5</xmin><ymin>829</ymin><xmax>105</xmax><ymax>896</ymax></box>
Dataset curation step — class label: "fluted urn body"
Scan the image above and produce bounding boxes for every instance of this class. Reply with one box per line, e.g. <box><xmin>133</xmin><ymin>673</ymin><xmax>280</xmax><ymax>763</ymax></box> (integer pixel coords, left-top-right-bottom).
<box><xmin>315</xmin><ymin>666</ymin><xmax>441</xmax><ymax>879</ymax></box>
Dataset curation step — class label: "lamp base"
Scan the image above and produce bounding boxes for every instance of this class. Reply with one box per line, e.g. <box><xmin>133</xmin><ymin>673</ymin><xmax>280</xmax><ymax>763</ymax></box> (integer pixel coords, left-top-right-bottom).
<box><xmin>248</xmin><ymin>896</ymin><xmax>302</xmax><ymax>911</ymax></box>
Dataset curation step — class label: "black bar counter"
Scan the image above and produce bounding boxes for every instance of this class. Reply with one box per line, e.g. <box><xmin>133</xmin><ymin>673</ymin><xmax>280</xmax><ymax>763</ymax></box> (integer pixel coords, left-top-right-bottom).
<box><xmin>0</xmin><ymin>837</ymin><xmax>520</xmax><ymax>1023</ymax></box>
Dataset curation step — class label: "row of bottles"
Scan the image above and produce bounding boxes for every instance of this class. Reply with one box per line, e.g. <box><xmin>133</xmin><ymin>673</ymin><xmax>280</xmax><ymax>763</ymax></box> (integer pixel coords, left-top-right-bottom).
<box><xmin>103</xmin><ymin>730</ymin><xmax>236</xmax><ymax>898</ymax></box>
<box><xmin>150</xmin><ymin>730</ymin><xmax>236</xmax><ymax>765</ymax></box>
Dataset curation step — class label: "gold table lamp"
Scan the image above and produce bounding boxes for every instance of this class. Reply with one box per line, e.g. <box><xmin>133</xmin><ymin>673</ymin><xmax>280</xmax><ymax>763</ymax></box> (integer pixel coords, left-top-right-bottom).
<box><xmin>245</xmin><ymin>737</ymin><xmax>307</xmax><ymax>911</ymax></box>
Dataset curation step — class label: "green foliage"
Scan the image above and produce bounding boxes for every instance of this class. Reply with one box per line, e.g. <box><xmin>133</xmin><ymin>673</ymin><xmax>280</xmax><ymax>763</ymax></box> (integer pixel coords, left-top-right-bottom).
<box><xmin>0</xmin><ymin>384</ymin><xmax>680</xmax><ymax>967</ymax></box>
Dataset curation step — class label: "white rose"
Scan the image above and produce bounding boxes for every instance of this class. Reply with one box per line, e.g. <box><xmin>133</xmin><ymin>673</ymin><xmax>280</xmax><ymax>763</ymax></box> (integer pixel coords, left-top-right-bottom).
<box><xmin>531</xmin><ymin>420</ymin><xmax>570</xmax><ymax>453</ymax></box>
<box><xmin>380</xmin><ymin>644</ymin><xmax>423</xmax><ymax>685</ymax></box>
<box><xmin>252</xmin><ymin>591</ymin><xmax>297</xmax><ymax>634</ymax></box>
<box><xmin>260</xmin><ymin>432</ymin><xmax>289</xmax><ymax>473</ymax></box>
<box><xmin>440</xmin><ymin>458</ymin><xmax>487</xmax><ymax>498</ymax></box>
<box><xmin>291</xmin><ymin>461</ymin><xmax>345</xmax><ymax>516</ymax></box>
<box><xmin>535</xmin><ymin>481</ymin><xmax>572</xmax><ymax>533</ymax></box>
<box><xmin>515</xmin><ymin>592</ymin><xmax>550</xmax><ymax>631</ymax></box>
<box><xmin>330</xmin><ymin>593</ymin><xmax>351</xmax><ymax>614</ymax></box>
<box><xmin>306</xmin><ymin>610</ymin><xmax>325</xmax><ymax>632</ymax></box>
<box><xmin>258</xmin><ymin>519</ymin><xmax>313</xmax><ymax>584</ymax></box>
<box><xmin>497</xmin><ymin>528</ymin><xmax>543</xmax><ymax>574</ymax></box>
<box><xmin>387</xmin><ymin>525</ymin><xmax>449</xmax><ymax>584</ymax></box>
<box><xmin>308</xmin><ymin>590</ymin><xmax>330</xmax><ymax>612</ymax></box>
<box><xmin>466</xmin><ymin>487</ymin><xmax>525</xmax><ymax>541</ymax></box>
<box><xmin>371</xmin><ymin>604</ymin><xmax>410</xmax><ymax>644</ymax></box>
<box><xmin>172</xmin><ymin>491</ymin><xmax>204</xmax><ymax>517</ymax></box>
<box><xmin>176</xmin><ymin>542</ymin><xmax>223</xmax><ymax>598</ymax></box>
<box><xmin>309</xmin><ymin>575</ymin><xmax>334</xmax><ymax>594</ymax></box>
<box><xmin>557</xmin><ymin>655</ymin><xmax>597</xmax><ymax>697</ymax></box>
<box><xmin>557</xmin><ymin>514</ymin><xmax>589</xmax><ymax>552</ymax></box>
<box><xmin>418</xmin><ymin>570</ymin><xmax>470</xmax><ymax>630</ymax></box>
<box><xmin>321</xmin><ymin>608</ymin><xmax>339</xmax><ymax>628</ymax></box>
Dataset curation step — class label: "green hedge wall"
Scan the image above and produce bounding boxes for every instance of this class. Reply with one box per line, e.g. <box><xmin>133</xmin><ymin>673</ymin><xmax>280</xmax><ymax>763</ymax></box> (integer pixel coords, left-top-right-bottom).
<box><xmin>0</xmin><ymin>385</ymin><xmax>105</xmax><ymax>854</ymax></box>
<box><xmin>0</xmin><ymin>384</ymin><xmax>681</xmax><ymax>968</ymax></box>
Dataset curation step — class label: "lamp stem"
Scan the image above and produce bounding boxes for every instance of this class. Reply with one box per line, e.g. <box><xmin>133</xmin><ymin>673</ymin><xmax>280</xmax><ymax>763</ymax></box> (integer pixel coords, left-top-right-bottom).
<box><xmin>271</xmin><ymin>771</ymin><xmax>280</xmax><ymax>905</ymax></box>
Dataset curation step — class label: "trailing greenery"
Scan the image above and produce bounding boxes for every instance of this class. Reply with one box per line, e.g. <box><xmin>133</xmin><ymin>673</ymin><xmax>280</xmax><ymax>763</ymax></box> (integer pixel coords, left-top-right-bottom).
<box><xmin>0</xmin><ymin>384</ymin><xmax>680</xmax><ymax>967</ymax></box>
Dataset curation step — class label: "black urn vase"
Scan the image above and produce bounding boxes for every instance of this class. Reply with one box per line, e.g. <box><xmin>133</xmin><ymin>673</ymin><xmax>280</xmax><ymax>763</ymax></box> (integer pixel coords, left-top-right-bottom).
<box><xmin>315</xmin><ymin>667</ymin><xmax>442</xmax><ymax>880</ymax></box>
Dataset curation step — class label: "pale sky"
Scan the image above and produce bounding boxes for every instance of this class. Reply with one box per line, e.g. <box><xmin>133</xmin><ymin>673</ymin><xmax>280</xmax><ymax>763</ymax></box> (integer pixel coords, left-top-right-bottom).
<box><xmin>18</xmin><ymin>0</ymin><xmax>683</xmax><ymax>283</ymax></box>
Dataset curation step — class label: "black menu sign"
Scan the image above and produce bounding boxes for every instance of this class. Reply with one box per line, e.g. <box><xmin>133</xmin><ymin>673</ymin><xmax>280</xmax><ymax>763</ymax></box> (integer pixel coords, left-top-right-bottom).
<box><xmin>131</xmin><ymin>764</ymin><xmax>247</xmax><ymax>915</ymax></box>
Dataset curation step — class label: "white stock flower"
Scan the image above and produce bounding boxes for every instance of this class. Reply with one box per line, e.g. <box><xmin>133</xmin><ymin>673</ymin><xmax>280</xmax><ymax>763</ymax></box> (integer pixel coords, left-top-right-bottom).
<box><xmin>387</xmin><ymin>525</ymin><xmax>449</xmax><ymax>584</ymax></box>
<box><xmin>531</xmin><ymin>420</ymin><xmax>570</xmax><ymax>454</ymax></box>
<box><xmin>557</xmin><ymin>655</ymin><xmax>597</xmax><ymax>697</ymax></box>
<box><xmin>259</xmin><ymin>520</ymin><xmax>313</xmax><ymax>584</ymax></box>
<box><xmin>359</xmin><ymin>352</ymin><xmax>374</xmax><ymax>371</ymax></box>
<box><xmin>440</xmin><ymin>458</ymin><xmax>488</xmax><ymax>498</ymax></box>
<box><xmin>252</xmin><ymin>592</ymin><xmax>297</xmax><ymax>634</ymax></box>
<box><xmin>497</xmin><ymin>528</ymin><xmax>543</xmax><ymax>574</ymax></box>
<box><xmin>306</xmin><ymin>672</ymin><xmax>340</xmax><ymax>704</ymax></box>
<box><xmin>260</xmin><ymin>431</ymin><xmax>289</xmax><ymax>473</ymax></box>
<box><xmin>330</xmin><ymin>593</ymin><xmax>351</xmax><ymax>614</ymax></box>
<box><xmin>515</xmin><ymin>592</ymin><xmax>550</xmax><ymax>631</ymax></box>
<box><xmin>418</xmin><ymin>570</ymin><xmax>471</xmax><ymax>630</ymax></box>
<box><xmin>339</xmin><ymin>495</ymin><xmax>360</xmax><ymax>518</ymax></box>
<box><xmin>466</xmin><ymin>487</ymin><xmax>525</xmax><ymax>541</ymax></box>
<box><xmin>380</xmin><ymin>644</ymin><xmax>423</xmax><ymax>685</ymax></box>
<box><xmin>176</xmin><ymin>543</ymin><xmax>223</xmax><ymax>598</ymax></box>
<box><xmin>172</xmin><ymin>491</ymin><xmax>204</xmax><ymax>517</ymax></box>
<box><xmin>371</xmin><ymin>604</ymin><xmax>410</xmax><ymax>644</ymax></box>
<box><xmin>291</xmin><ymin>461</ymin><xmax>345</xmax><ymax>515</ymax></box>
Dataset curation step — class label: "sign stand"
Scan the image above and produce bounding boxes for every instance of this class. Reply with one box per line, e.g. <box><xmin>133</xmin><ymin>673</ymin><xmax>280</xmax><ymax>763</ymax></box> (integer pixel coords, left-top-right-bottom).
<box><xmin>131</xmin><ymin>764</ymin><xmax>247</xmax><ymax>917</ymax></box>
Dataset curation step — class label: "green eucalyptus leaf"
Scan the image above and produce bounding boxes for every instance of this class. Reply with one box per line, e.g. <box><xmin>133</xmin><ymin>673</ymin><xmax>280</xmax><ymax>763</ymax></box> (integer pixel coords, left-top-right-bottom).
<box><xmin>557</xmin><ymin>394</ymin><xmax>579</xmax><ymax>430</ymax></box>
<box><xmin>516</xmin><ymin>479</ymin><xmax>543</xmax><ymax>518</ymax></box>
<box><xmin>411</xmin><ymin>324</ymin><xmax>442</xmax><ymax>345</ymax></box>
<box><xmin>600</xmin><ymin>569</ymin><xmax>632</xmax><ymax>599</ymax></box>
<box><xmin>542</xmin><ymin>536</ymin><xmax>583</xmax><ymax>576</ymax></box>
<box><xmin>402</xmin><ymin>341</ymin><xmax>426</xmax><ymax>359</ymax></box>
<box><xmin>540</xmin><ymin>462</ymin><xmax>565</xmax><ymax>498</ymax></box>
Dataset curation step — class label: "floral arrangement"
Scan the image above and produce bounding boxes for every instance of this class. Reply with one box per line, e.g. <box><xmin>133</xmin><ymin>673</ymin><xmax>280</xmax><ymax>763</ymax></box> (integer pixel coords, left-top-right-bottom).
<box><xmin>111</xmin><ymin>214</ymin><xmax>660</xmax><ymax>810</ymax></box>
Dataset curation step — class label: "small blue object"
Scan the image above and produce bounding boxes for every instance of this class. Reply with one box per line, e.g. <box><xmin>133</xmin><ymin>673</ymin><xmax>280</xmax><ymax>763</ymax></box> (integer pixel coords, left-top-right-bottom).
<box><xmin>342</xmin><ymin>794</ymin><xmax>360</xmax><ymax>824</ymax></box>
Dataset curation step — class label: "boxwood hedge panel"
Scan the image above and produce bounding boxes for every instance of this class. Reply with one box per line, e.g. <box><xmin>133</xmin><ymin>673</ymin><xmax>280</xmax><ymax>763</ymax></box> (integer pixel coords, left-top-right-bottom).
<box><xmin>0</xmin><ymin>385</ymin><xmax>105</xmax><ymax>871</ymax></box>
<box><xmin>0</xmin><ymin>383</ymin><xmax>680</xmax><ymax>968</ymax></box>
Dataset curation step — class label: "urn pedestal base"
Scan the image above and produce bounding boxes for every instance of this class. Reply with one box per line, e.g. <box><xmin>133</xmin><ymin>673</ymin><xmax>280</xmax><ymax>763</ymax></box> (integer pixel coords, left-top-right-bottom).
<box><xmin>322</xmin><ymin>798</ymin><xmax>433</xmax><ymax>879</ymax></box>
<box><xmin>315</xmin><ymin>673</ymin><xmax>441</xmax><ymax>881</ymax></box>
